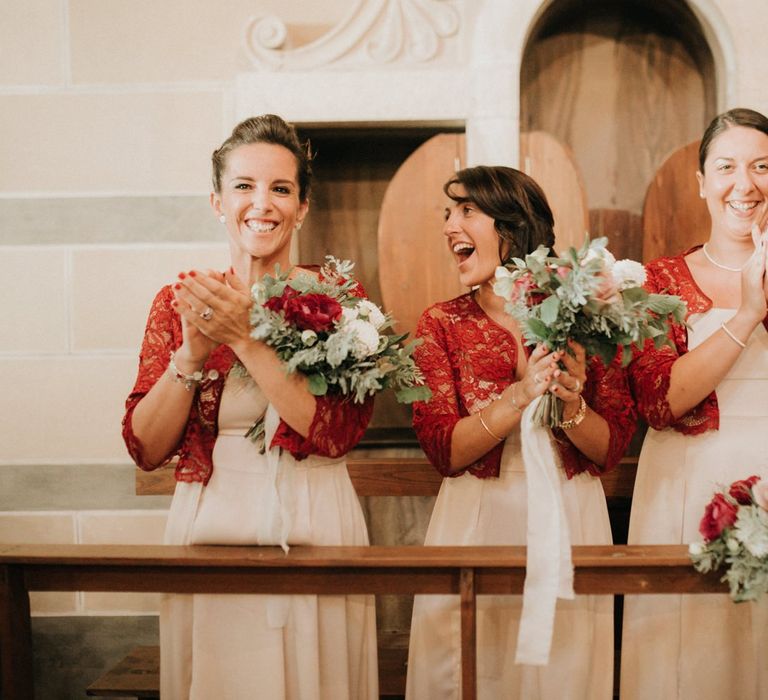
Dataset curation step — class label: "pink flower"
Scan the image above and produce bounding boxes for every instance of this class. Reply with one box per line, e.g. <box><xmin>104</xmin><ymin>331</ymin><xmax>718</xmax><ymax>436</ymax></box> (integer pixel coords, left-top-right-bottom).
<box><xmin>512</xmin><ymin>272</ymin><xmax>546</xmax><ymax>307</ymax></box>
<box><xmin>753</xmin><ymin>480</ymin><xmax>768</xmax><ymax>511</ymax></box>
<box><xmin>699</xmin><ymin>492</ymin><xmax>738</xmax><ymax>542</ymax></box>
<box><xmin>729</xmin><ymin>475</ymin><xmax>760</xmax><ymax>505</ymax></box>
<box><xmin>594</xmin><ymin>272</ymin><xmax>620</xmax><ymax>303</ymax></box>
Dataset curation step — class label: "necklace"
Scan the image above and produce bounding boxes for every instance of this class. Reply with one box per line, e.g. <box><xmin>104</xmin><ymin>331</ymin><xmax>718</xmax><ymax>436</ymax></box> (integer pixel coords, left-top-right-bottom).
<box><xmin>702</xmin><ymin>243</ymin><xmax>749</xmax><ymax>272</ymax></box>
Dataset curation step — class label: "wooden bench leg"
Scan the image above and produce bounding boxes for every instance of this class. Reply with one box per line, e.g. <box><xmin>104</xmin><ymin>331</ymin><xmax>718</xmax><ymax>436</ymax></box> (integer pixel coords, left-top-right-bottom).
<box><xmin>460</xmin><ymin>567</ymin><xmax>477</xmax><ymax>700</ymax></box>
<box><xmin>0</xmin><ymin>565</ymin><xmax>34</xmax><ymax>700</ymax></box>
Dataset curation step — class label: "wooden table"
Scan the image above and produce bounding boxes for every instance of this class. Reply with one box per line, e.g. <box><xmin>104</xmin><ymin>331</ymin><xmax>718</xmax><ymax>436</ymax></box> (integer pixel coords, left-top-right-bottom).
<box><xmin>0</xmin><ymin>543</ymin><xmax>724</xmax><ymax>700</ymax></box>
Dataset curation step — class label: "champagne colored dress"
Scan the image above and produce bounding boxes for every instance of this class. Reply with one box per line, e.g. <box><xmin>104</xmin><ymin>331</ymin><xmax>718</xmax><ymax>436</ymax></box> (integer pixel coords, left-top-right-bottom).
<box><xmin>405</xmin><ymin>293</ymin><xmax>636</xmax><ymax>700</ymax></box>
<box><xmin>621</xmin><ymin>308</ymin><xmax>768</xmax><ymax>700</ymax></box>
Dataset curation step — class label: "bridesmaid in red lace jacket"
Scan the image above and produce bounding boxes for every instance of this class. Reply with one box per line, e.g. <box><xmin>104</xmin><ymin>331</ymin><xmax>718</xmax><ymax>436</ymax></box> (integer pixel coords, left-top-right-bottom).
<box><xmin>620</xmin><ymin>109</ymin><xmax>768</xmax><ymax>700</ymax></box>
<box><xmin>122</xmin><ymin>114</ymin><xmax>377</xmax><ymax>700</ymax></box>
<box><xmin>404</xmin><ymin>165</ymin><xmax>636</xmax><ymax>700</ymax></box>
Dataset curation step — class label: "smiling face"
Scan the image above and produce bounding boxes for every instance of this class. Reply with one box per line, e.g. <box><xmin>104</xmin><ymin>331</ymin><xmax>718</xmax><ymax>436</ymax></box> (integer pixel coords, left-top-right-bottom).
<box><xmin>696</xmin><ymin>125</ymin><xmax>768</xmax><ymax>242</ymax></box>
<box><xmin>443</xmin><ymin>185</ymin><xmax>507</xmax><ymax>288</ymax></box>
<box><xmin>211</xmin><ymin>141</ymin><xmax>308</xmax><ymax>269</ymax></box>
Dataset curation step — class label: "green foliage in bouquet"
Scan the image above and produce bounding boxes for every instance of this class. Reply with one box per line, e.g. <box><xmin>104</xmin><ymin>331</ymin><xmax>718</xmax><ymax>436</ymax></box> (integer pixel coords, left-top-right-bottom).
<box><xmin>493</xmin><ymin>237</ymin><xmax>687</xmax><ymax>427</ymax></box>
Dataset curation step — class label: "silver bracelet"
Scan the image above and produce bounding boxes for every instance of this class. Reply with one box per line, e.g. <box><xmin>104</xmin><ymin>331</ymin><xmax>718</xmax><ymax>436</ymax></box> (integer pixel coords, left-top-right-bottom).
<box><xmin>167</xmin><ymin>351</ymin><xmax>219</xmax><ymax>391</ymax></box>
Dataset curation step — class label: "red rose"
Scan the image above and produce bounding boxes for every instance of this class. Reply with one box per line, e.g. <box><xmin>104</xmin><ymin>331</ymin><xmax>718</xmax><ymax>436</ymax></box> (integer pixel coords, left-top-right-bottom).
<box><xmin>729</xmin><ymin>475</ymin><xmax>760</xmax><ymax>505</ymax></box>
<box><xmin>699</xmin><ymin>492</ymin><xmax>738</xmax><ymax>542</ymax></box>
<box><xmin>266</xmin><ymin>288</ymin><xmax>342</xmax><ymax>332</ymax></box>
<box><xmin>264</xmin><ymin>285</ymin><xmax>299</xmax><ymax>313</ymax></box>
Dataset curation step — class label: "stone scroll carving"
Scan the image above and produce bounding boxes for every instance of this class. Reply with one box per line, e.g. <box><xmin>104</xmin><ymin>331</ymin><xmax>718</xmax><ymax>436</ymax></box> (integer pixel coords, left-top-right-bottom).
<box><xmin>245</xmin><ymin>0</ymin><xmax>460</xmax><ymax>69</ymax></box>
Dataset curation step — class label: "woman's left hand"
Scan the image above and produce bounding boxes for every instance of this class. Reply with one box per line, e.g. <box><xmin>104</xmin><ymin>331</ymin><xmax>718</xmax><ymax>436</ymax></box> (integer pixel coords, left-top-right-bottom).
<box><xmin>550</xmin><ymin>339</ymin><xmax>587</xmax><ymax>420</ymax></box>
<box><xmin>174</xmin><ymin>267</ymin><xmax>253</xmax><ymax>347</ymax></box>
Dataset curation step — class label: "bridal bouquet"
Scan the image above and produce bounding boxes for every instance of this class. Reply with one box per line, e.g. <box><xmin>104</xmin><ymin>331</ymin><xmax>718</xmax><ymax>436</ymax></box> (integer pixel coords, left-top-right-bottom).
<box><xmin>689</xmin><ymin>476</ymin><xmax>768</xmax><ymax>602</ymax></box>
<box><xmin>493</xmin><ymin>237</ymin><xmax>687</xmax><ymax>427</ymax></box>
<box><xmin>248</xmin><ymin>256</ymin><xmax>430</xmax><ymax>406</ymax></box>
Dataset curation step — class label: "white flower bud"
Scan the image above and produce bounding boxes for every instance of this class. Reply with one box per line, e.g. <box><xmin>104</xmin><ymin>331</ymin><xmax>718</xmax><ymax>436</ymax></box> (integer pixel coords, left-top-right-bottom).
<box><xmin>688</xmin><ymin>542</ymin><xmax>704</xmax><ymax>556</ymax></box>
<box><xmin>356</xmin><ymin>299</ymin><xmax>387</xmax><ymax>329</ymax></box>
<box><xmin>301</xmin><ymin>329</ymin><xmax>317</xmax><ymax>346</ymax></box>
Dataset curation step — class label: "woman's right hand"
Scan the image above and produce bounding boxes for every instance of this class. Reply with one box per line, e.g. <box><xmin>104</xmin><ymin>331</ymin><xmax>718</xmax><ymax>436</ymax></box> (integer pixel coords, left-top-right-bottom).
<box><xmin>171</xmin><ymin>271</ymin><xmax>221</xmax><ymax>369</ymax></box>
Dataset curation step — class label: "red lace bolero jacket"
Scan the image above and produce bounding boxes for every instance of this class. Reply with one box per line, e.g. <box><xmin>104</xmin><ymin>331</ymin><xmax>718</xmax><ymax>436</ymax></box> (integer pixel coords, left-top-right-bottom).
<box><xmin>629</xmin><ymin>245</ymin><xmax>768</xmax><ymax>435</ymax></box>
<box><xmin>122</xmin><ymin>271</ymin><xmax>374</xmax><ymax>485</ymax></box>
<box><xmin>411</xmin><ymin>293</ymin><xmax>637</xmax><ymax>480</ymax></box>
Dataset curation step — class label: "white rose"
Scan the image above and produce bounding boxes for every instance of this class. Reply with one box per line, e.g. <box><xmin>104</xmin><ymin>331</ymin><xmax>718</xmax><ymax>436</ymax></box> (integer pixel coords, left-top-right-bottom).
<box><xmin>612</xmin><ymin>259</ymin><xmax>647</xmax><ymax>290</ymax></box>
<box><xmin>356</xmin><ymin>299</ymin><xmax>387</xmax><ymax>329</ymax></box>
<box><xmin>348</xmin><ymin>319</ymin><xmax>381</xmax><ymax>359</ymax></box>
<box><xmin>342</xmin><ymin>307</ymin><xmax>359</xmax><ymax>322</ymax></box>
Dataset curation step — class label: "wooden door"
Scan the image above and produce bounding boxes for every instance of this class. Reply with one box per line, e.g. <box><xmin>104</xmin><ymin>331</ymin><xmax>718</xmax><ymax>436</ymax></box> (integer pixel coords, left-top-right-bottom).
<box><xmin>520</xmin><ymin>131</ymin><xmax>589</xmax><ymax>254</ymax></box>
<box><xmin>643</xmin><ymin>140</ymin><xmax>709</xmax><ymax>261</ymax></box>
<box><xmin>377</xmin><ymin>133</ymin><xmax>467</xmax><ymax>337</ymax></box>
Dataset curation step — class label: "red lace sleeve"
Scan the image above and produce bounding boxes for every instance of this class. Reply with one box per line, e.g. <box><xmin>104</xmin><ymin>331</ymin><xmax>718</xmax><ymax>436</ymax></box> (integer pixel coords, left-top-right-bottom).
<box><xmin>554</xmin><ymin>353</ymin><xmax>637</xmax><ymax>477</ymax></box>
<box><xmin>628</xmin><ymin>257</ymin><xmax>718</xmax><ymax>434</ymax></box>
<box><xmin>270</xmin><ymin>270</ymin><xmax>374</xmax><ymax>459</ymax></box>
<box><xmin>272</xmin><ymin>395</ymin><xmax>374</xmax><ymax>459</ymax></box>
<box><xmin>411</xmin><ymin>305</ymin><xmax>504</xmax><ymax>477</ymax></box>
<box><xmin>122</xmin><ymin>286</ymin><xmax>183</xmax><ymax>469</ymax></box>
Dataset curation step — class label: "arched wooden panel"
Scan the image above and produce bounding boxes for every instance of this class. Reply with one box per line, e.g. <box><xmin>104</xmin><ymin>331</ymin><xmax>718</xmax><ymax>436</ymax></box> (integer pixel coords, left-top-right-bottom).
<box><xmin>520</xmin><ymin>131</ymin><xmax>589</xmax><ymax>254</ymax></box>
<box><xmin>642</xmin><ymin>140</ymin><xmax>709</xmax><ymax>262</ymax></box>
<box><xmin>377</xmin><ymin>133</ymin><xmax>466</xmax><ymax>336</ymax></box>
<box><xmin>521</xmin><ymin>0</ymin><xmax>715</xmax><ymax>220</ymax></box>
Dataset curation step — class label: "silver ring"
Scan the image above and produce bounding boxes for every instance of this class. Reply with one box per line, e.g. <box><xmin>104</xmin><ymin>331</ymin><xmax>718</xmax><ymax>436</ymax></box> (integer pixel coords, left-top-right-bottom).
<box><xmin>200</xmin><ymin>306</ymin><xmax>214</xmax><ymax>321</ymax></box>
<box><xmin>534</xmin><ymin>372</ymin><xmax>543</xmax><ymax>384</ymax></box>
<box><xmin>574</xmin><ymin>379</ymin><xmax>581</xmax><ymax>393</ymax></box>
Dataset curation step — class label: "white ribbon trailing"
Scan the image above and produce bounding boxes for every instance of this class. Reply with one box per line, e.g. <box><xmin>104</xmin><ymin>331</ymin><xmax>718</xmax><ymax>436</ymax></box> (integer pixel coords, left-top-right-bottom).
<box><xmin>515</xmin><ymin>394</ymin><xmax>575</xmax><ymax>665</ymax></box>
<box><xmin>256</xmin><ymin>403</ymin><xmax>296</xmax><ymax>555</ymax></box>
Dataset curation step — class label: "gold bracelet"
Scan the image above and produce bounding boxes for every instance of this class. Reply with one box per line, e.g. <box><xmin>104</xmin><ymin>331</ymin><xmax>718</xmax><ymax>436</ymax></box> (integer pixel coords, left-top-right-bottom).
<box><xmin>509</xmin><ymin>383</ymin><xmax>523</xmax><ymax>413</ymax></box>
<box><xmin>720</xmin><ymin>322</ymin><xmax>747</xmax><ymax>349</ymax></box>
<box><xmin>558</xmin><ymin>395</ymin><xmax>587</xmax><ymax>430</ymax></box>
<box><xmin>478</xmin><ymin>408</ymin><xmax>505</xmax><ymax>441</ymax></box>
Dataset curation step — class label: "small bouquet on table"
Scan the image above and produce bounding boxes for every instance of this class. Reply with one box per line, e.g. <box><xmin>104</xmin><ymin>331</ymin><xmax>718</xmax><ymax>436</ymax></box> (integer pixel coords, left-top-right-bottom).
<box><xmin>690</xmin><ymin>476</ymin><xmax>768</xmax><ymax>602</ymax></box>
<box><xmin>491</xmin><ymin>237</ymin><xmax>687</xmax><ymax>666</ymax></box>
<box><xmin>243</xmin><ymin>256</ymin><xmax>431</xmax><ymax>447</ymax></box>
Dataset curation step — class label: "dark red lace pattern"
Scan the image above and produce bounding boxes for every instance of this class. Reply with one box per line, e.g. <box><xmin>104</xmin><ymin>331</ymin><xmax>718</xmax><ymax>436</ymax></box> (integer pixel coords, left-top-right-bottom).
<box><xmin>412</xmin><ymin>293</ymin><xmax>636</xmax><ymax>480</ymax></box>
<box><xmin>629</xmin><ymin>246</ymin><xmax>729</xmax><ymax>434</ymax></box>
<box><xmin>122</xmin><ymin>275</ymin><xmax>374</xmax><ymax>484</ymax></box>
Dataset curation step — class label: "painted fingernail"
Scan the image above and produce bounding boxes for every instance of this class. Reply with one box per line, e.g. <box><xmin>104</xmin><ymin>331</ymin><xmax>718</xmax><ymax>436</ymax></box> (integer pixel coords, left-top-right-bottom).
<box><xmin>189</xmin><ymin>270</ymin><xmax>197</xmax><ymax>277</ymax></box>
<box><xmin>178</xmin><ymin>272</ymin><xmax>186</xmax><ymax>280</ymax></box>
<box><xmin>173</xmin><ymin>283</ymin><xmax>181</xmax><ymax>290</ymax></box>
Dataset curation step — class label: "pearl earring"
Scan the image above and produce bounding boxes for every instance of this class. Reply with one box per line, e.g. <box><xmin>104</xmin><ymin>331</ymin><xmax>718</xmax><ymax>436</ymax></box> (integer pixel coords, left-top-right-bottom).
<box><xmin>218</xmin><ymin>214</ymin><xmax>226</xmax><ymax>224</ymax></box>
<box><xmin>699</xmin><ymin>193</ymin><xmax>705</xmax><ymax>199</ymax></box>
<box><xmin>295</xmin><ymin>221</ymin><xmax>303</xmax><ymax>232</ymax></box>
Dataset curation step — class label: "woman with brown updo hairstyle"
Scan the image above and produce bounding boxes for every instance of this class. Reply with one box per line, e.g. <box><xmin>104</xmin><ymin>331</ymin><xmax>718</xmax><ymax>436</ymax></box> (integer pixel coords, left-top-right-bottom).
<box><xmin>122</xmin><ymin>114</ymin><xmax>377</xmax><ymax>699</ymax></box>
<box><xmin>405</xmin><ymin>166</ymin><xmax>636</xmax><ymax>699</ymax></box>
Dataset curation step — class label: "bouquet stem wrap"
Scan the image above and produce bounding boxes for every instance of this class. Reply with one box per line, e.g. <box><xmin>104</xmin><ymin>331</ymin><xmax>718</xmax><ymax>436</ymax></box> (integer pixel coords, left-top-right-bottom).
<box><xmin>515</xmin><ymin>394</ymin><xmax>575</xmax><ymax>665</ymax></box>
<box><xmin>258</xmin><ymin>404</ymin><xmax>296</xmax><ymax>556</ymax></box>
